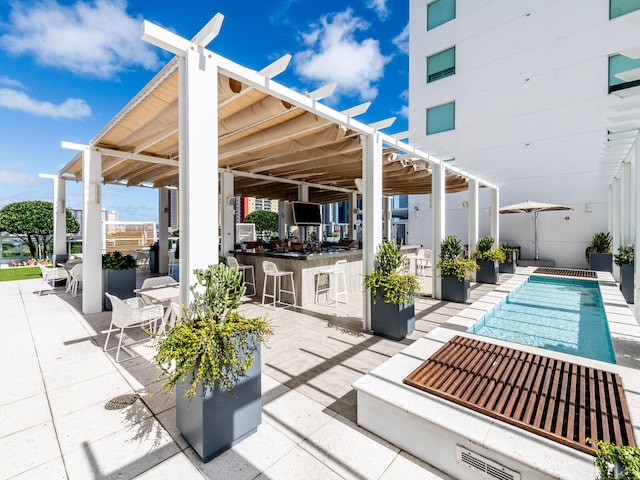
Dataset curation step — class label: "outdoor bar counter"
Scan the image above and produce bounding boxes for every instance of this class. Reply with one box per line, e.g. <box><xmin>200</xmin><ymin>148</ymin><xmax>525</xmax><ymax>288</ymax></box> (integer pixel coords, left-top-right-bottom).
<box><xmin>233</xmin><ymin>249</ymin><xmax>364</xmax><ymax>307</ymax></box>
<box><xmin>233</xmin><ymin>245</ymin><xmax>418</xmax><ymax>308</ymax></box>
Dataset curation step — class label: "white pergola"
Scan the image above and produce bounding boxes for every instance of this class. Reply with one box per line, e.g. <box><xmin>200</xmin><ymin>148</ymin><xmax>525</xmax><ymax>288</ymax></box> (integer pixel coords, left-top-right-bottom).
<box><xmin>44</xmin><ymin>15</ymin><xmax>499</xmax><ymax>330</ymax></box>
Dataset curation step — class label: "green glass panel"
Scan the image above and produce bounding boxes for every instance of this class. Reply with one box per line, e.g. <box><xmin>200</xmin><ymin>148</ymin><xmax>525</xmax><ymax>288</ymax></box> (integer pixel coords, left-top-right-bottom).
<box><xmin>427</xmin><ymin>0</ymin><xmax>456</xmax><ymax>30</ymax></box>
<box><xmin>426</xmin><ymin>102</ymin><xmax>455</xmax><ymax>135</ymax></box>
<box><xmin>427</xmin><ymin>47</ymin><xmax>455</xmax><ymax>82</ymax></box>
<box><xmin>609</xmin><ymin>54</ymin><xmax>640</xmax><ymax>87</ymax></box>
<box><xmin>610</xmin><ymin>0</ymin><xmax>640</xmax><ymax>19</ymax></box>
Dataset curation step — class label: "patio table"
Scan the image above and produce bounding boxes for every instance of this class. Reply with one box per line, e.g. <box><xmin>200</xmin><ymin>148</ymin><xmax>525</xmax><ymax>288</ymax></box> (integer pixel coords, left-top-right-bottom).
<box><xmin>134</xmin><ymin>283</ymin><xmax>180</xmax><ymax>305</ymax></box>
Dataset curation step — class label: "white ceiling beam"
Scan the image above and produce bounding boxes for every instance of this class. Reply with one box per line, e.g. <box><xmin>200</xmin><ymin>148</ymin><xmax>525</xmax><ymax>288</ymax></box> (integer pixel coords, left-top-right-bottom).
<box><xmin>259</xmin><ymin>54</ymin><xmax>291</xmax><ymax>78</ymax></box>
<box><xmin>133</xmin><ymin>127</ymin><xmax>179</xmax><ymax>154</ymax></box>
<box><xmin>96</xmin><ymin>147</ymin><xmax>179</xmax><ymax>167</ymax></box>
<box><xmin>141</xmin><ymin>20</ymin><xmax>189</xmax><ymax>56</ymax></box>
<box><xmin>341</xmin><ymin>102</ymin><xmax>370</xmax><ymax>117</ymax></box>
<box><xmin>61</xmin><ymin>141</ymin><xmax>88</xmax><ymax>151</ymax></box>
<box><xmin>306</xmin><ymin>82</ymin><xmax>337</xmax><ymax>101</ymax></box>
<box><xmin>224</xmin><ymin>168</ymin><xmax>353</xmax><ymax>193</ymax></box>
<box><xmin>192</xmin><ymin>13</ymin><xmax>224</xmax><ymax>47</ymax></box>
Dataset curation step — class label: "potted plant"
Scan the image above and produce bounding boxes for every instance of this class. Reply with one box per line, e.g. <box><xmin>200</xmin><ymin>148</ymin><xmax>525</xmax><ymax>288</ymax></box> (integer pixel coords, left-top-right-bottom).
<box><xmin>154</xmin><ymin>263</ymin><xmax>271</xmax><ymax>462</ymax></box>
<box><xmin>471</xmin><ymin>236</ymin><xmax>505</xmax><ymax>284</ymax></box>
<box><xmin>588</xmin><ymin>439</ymin><xmax>640</xmax><ymax>480</ymax></box>
<box><xmin>364</xmin><ymin>240</ymin><xmax>420</xmax><ymax>340</ymax></box>
<box><xmin>437</xmin><ymin>235</ymin><xmax>478</xmax><ymax>303</ymax></box>
<box><xmin>498</xmin><ymin>242</ymin><xmax>518</xmax><ymax>274</ymax></box>
<box><xmin>586</xmin><ymin>232</ymin><xmax>613</xmax><ymax>272</ymax></box>
<box><xmin>102</xmin><ymin>251</ymin><xmax>137</xmax><ymax>311</ymax></box>
<box><xmin>615</xmin><ymin>244</ymin><xmax>634</xmax><ymax>304</ymax></box>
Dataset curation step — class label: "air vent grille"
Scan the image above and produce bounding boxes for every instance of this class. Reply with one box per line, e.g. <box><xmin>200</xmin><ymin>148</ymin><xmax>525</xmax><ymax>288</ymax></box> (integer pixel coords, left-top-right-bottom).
<box><xmin>456</xmin><ymin>446</ymin><xmax>520</xmax><ymax>480</ymax></box>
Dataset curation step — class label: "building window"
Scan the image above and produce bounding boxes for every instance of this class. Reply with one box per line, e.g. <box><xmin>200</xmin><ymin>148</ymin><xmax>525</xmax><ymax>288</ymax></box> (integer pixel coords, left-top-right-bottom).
<box><xmin>427</xmin><ymin>47</ymin><xmax>455</xmax><ymax>83</ymax></box>
<box><xmin>609</xmin><ymin>54</ymin><xmax>640</xmax><ymax>93</ymax></box>
<box><xmin>610</xmin><ymin>0</ymin><xmax>640</xmax><ymax>19</ymax></box>
<box><xmin>427</xmin><ymin>0</ymin><xmax>456</xmax><ymax>30</ymax></box>
<box><xmin>426</xmin><ymin>102</ymin><xmax>455</xmax><ymax>135</ymax></box>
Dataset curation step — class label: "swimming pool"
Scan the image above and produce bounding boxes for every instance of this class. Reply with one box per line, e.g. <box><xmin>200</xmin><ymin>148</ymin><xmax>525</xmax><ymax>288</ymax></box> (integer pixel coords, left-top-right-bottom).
<box><xmin>468</xmin><ymin>275</ymin><xmax>615</xmax><ymax>363</ymax></box>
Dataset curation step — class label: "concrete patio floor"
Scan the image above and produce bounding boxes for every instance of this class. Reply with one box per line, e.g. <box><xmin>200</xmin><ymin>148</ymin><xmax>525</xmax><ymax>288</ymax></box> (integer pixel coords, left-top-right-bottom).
<box><xmin>1</xmin><ymin>271</ymin><xmax>508</xmax><ymax>480</ymax></box>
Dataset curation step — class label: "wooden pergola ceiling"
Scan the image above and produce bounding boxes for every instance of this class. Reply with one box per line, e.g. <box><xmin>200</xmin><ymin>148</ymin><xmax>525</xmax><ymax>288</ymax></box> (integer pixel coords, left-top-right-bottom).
<box><xmin>61</xmin><ymin>58</ymin><xmax>469</xmax><ymax>204</ymax></box>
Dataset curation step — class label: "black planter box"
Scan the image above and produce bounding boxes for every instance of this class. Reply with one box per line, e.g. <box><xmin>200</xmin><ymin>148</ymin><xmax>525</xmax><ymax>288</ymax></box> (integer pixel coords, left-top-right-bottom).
<box><xmin>103</xmin><ymin>267</ymin><xmax>136</xmax><ymax>310</ymax></box>
<box><xmin>589</xmin><ymin>253</ymin><xmax>613</xmax><ymax>272</ymax></box>
<box><xmin>476</xmin><ymin>260</ymin><xmax>499</xmax><ymax>284</ymax></box>
<box><xmin>176</xmin><ymin>345</ymin><xmax>262</xmax><ymax>462</ymax></box>
<box><xmin>620</xmin><ymin>263</ymin><xmax>634</xmax><ymax>304</ymax></box>
<box><xmin>441</xmin><ymin>277</ymin><xmax>471</xmax><ymax>303</ymax></box>
<box><xmin>149</xmin><ymin>250</ymin><xmax>159</xmax><ymax>273</ymax></box>
<box><xmin>499</xmin><ymin>251</ymin><xmax>517</xmax><ymax>274</ymax></box>
<box><xmin>370</xmin><ymin>287</ymin><xmax>415</xmax><ymax>341</ymax></box>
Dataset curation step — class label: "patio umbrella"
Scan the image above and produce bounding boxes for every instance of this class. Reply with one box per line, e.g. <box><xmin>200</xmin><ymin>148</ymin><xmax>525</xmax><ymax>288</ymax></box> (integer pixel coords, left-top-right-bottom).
<box><xmin>499</xmin><ymin>200</ymin><xmax>573</xmax><ymax>260</ymax></box>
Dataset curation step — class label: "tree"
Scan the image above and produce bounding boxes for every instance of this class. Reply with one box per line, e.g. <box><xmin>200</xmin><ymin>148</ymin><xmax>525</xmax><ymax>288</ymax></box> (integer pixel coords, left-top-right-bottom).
<box><xmin>0</xmin><ymin>201</ymin><xmax>80</xmax><ymax>258</ymax></box>
<box><xmin>243</xmin><ymin>210</ymin><xmax>278</xmax><ymax>240</ymax></box>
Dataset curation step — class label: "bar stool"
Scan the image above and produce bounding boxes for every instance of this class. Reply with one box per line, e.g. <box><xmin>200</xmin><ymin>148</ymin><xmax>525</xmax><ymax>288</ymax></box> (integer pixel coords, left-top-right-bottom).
<box><xmin>315</xmin><ymin>259</ymin><xmax>348</xmax><ymax>307</ymax></box>
<box><xmin>262</xmin><ymin>261</ymin><xmax>296</xmax><ymax>309</ymax></box>
<box><xmin>227</xmin><ymin>256</ymin><xmax>256</xmax><ymax>296</ymax></box>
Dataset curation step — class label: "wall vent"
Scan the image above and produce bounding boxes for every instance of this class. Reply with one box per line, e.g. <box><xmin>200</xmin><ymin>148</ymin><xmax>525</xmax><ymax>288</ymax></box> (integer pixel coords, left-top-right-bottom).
<box><xmin>456</xmin><ymin>446</ymin><xmax>520</xmax><ymax>480</ymax></box>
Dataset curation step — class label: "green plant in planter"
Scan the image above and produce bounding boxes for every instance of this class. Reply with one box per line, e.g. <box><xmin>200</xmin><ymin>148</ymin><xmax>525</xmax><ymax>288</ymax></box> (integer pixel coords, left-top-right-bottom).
<box><xmin>155</xmin><ymin>263</ymin><xmax>271</xmax><ymax>398</ymax></box>
<box><xmin>615</xmin><ymin>244</ymin><xmax>635</xmax><ymax>266</ymax></box>
<box><xmin>437</xmin><ymin>235</ymin><xmax>478</xmax><ymax>281</ymax></box>
<box><xmin>499</xmin><ymin>242</ymin><xmax>516</xmax><ymax>264</ymax></box>
<box><xmin>471</xmin><ymin>236</ymin><xmax>506</xmax><ymax>263</ymax></box>
<box><xmin>102</xmin><ymin>251</ymin><xmax>137</xmax><ymax>270</ymax></box>
<box><xmin>588</xmin><ymin>439</ymin><xmax>640</xmax><ymax>480</ymax></box>
<box><xmin>585</xmin><ymin>232</ymin><xmax>613</xmax><ymax>262</ymax></box>
<box><xmin>364</xmin><ymin>240</ymin><xmax>420</xmax><ymax>305</ymax></box>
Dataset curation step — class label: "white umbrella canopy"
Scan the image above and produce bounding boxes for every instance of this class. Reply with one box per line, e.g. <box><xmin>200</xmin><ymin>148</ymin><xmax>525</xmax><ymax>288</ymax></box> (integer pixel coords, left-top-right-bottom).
<box><xmin>499</xmin><ymin>200</ymin><xmax>573</xmax><ymax>260</ymax></box>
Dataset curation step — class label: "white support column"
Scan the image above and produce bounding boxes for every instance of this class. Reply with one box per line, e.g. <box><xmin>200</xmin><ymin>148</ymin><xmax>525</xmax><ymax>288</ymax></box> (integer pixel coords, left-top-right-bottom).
<box><xmin>82</xmin><ymin>148</ymin><xmax>103</xmax><ymax>314</ymax></box>
<box><xmin>432</xmin><ymin>163</ymin><xmax>445</xmax><ymax>299</ymax></box>
<box><xmin>298</xmin><ymin>183</ymin><xmax>309</xmax><ymax>241</ymax></box>
<box><xmin>490</xmin><ymin>187</ymin><xmax>499</xmax><ymax>247</ymax></box>
<box><xmin>383</xmin><ymin>197</ymin><xmax>392</xmax><ymax>241</ymax></box>
<box><xmin>362</xmin><ymin>132</ymin><xmax>383</xmax><ymax>331</ymax></box>
<box><xmin>349</xmin><ymin>191</ymin><xmax>358</xmax><ymax>240</ymax></box>
<box><xmin>611</xmin><ymin>180</ymin><xmax>620</xmax><ymax>281</ymax></box>
<box><xmin>158</xmin><ymin>188</ymin><xmax>169</xmax><ymax>274</ymax></box>
<box><xmin>221</xmin><ymin>171</ymin><xmax>235</xmax><ymax>257</ymax></box>
<box><xmin>178</xmin><ymin>46</ymin><xmax>219</xmax><ymax>303</ymax></box>
<box><xmin>635</xmin><ymin>139</ymin><xmax>640</xmax><ymax>316</ymax></box>
<box><xmin>53</xmin><ymin>176</ymin><xmax>67</xmax><ymax>257</ymax></box>
<box><xmin>468</xmin><ymin>179</ymin><xmax>478</xmax><ymax>257</ymax></box>
<box><xmin>623</xmin><ymin>160</ymin><xmax>632</xmax><ymax>245</ymax></box>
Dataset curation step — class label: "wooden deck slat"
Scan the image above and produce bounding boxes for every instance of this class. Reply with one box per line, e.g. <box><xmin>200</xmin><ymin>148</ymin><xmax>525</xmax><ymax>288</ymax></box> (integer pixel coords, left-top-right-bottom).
<box><xmin>403</xmin><ymin>336</ymin><xmax>636</xmax><ymax>455</ymax></box>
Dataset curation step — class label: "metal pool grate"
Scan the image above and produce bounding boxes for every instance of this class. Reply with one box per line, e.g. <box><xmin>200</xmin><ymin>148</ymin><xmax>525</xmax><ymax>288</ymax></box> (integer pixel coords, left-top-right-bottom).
<box><xmin>104</xmin><ymin>394</ymin><xmax>139</xmax><ymax>410</ymax></box>
<box><xmin>403</xmin><ymin>336</ymin><xmax>635</xmax><ymax>455</ymax></box>
<box><xmin>456</xmin><ymin>446</ymin><xmax>520</xmax><ymax>480</ymax></box>
<box><xmin>533</xmin><ymin>267</ymin><xmax>597</xmax><ymax>278</ymax></box>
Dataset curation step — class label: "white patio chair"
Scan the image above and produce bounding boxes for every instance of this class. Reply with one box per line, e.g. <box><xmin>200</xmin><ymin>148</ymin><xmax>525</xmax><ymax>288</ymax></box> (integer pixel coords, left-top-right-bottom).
<box><xmin>315</xmin><ymin>259</ymin><xmax>348</xmax><ymax>307</ymax></box>
<box><xmin>37</xmin><ymin>263</ymin><xmax>69</xmax><ymax>295</ymax></box>
<box><xmin>103</xmin><ymin>293</ymin><xmax>164</xmax><ymax>362</ymax></box>
<box><xmin>157</xmin><ymin>302</ymin><xmax>182</xmax><ymax>336</ymax></box>
<box><xmin>67</xmin><ymin>263</ymin><xmax>83</xmax><ymax>297</ymax></box>
<box><xmin>139</xmin><ymin>275</ymin><xmax>178</xmax><ymax>307</ymax></box>
<box><xmin>227</xmin><ymin>256</ymin><xmax>256</xmax><ymax>296</ymax></box>
<box><xmin>262</xmin><ymin>260</ymin><xmax>296</xmax><ymax>309</ymax></box>
<box><xmin>416</xmin><ymin>249</ymin><xmax>432</xmax><ymax>276</ymax></box>
<box><xmin>168</xmin><ymin>249</ymin><xmax>178</xmax><ymax>278</ymax></box>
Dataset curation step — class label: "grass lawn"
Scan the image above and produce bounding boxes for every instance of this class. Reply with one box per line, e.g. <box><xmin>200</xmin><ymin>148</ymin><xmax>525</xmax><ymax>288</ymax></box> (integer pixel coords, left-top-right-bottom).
<box><xmin>0</xmin><ymin>266</ymin><xmax>41</xmax><ymax>282</ymax></box>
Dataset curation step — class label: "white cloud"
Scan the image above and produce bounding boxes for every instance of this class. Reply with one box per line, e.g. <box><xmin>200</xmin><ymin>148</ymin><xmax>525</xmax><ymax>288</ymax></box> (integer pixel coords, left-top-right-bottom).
<box><xmin>0</xmin><ymin>75</ymin><xmax>24</xmax><ymax>88</ymax></box>
<box><xmin>0</xmin><ymin>0</ymin><xmax>161</xmax><ymax>79</ymax></box>
<box><xmin>294</xmin><ymin>9</ymin><xmax>391</xmax><ymax>101</ymax></box>
<box><xmin>0</xmin><ymin>88</ymin><xmax>91</xmax><ymax>119</ymax></box>
<box><xmin>0</xmin><ymin>167</ymin><xmax>37</xmax><ymax>185</ymax></box>
<box><xmin>367</xmin><ymin>0</ymin><xmax>390</xmax><ymax>21</ymax></box>
<box><xmin>393</xmin><ymin>23</ymin><xmax>409</xmax><ymax>54</ymax></box>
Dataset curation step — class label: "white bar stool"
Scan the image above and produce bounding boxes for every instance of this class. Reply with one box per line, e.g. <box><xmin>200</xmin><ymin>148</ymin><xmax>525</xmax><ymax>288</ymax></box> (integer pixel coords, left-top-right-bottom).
<box><xmin>315</xmin><ymin>259</ymin><xmax>348</xmax><ymax>307</ymax></box>
<box><xmin>262</xmin><ymin>260</ymin><xmax>296</xmax><ymax>309</ymax></box>
<box><xmin>227</xmin><ymin>256</ymin><xmax>256</xmax><ymax>296</ymax></box>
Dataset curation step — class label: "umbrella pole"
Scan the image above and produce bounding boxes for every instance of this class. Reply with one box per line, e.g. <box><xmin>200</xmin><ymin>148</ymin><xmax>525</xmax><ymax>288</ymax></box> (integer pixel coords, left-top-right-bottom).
<box><xmin>534</xmin><ymin>211</ymin><xmax>539</xmax><ymax>261</ymax></box>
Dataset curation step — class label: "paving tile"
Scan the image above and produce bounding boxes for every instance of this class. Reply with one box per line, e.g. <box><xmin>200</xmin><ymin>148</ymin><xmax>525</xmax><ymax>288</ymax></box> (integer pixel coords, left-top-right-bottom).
<box><xmin>192</xmin><ymin>422</ymin><xmax>296</xmax><ymax>479</ymax></box>
<box><xmin>380</xmin><ymin>451</ymin><xmax>455</xmax><ymax>480</ymax></box>
<box><xmin>155</xmin><ymin>407</ymin><xmax>189</xmax><ymax>450</ymax></box>
<box><xmin>302</xmin><ymin>415</ymin><xmax>399</xmax><ymax>480</ymax></box>
<box><xmin>0</xmin><ymin>422</ymin><xmax>61</xmax><ymax>479</ymax></box>
<box><xmin>256</xmin><ymin>445</ymin><xmax>343</xmax><ymax>480</ymax></box>
<box><xmin>0</xmin><ymin>393</ymin><xmax>51</xmax><ymax>438</ymax></box>
<box><xmin>132</xmin><ymin>452</ymin><xmax>205</xmax><ymax>479</ymax></box>
<box><xmin>41</xmin><ymin>350</ymin><xmax>116</xmax><ymax>391</ymax></box>
<box><xmin>9</xmin><ymin>456</ymin><xmax>67</xmax><ymax>480</ymax></box>
<box><xmin>137</xmin><ymin>379</ymin><xmax>175</xmax><ymax>415</ymax></box>
<box><xmin>63</xmin><ymin>416</ymin><xmax>179</xmax><ymax>480</ymax></box>
<box><xmin>0</xmin><ymin>371</ymin><xmax>45</xmax><ymax>406</ymax></box>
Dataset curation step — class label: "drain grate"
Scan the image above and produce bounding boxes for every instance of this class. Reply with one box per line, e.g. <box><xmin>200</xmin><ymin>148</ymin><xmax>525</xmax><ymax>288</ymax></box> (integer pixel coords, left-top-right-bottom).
<box><xmin>533</xmin><ymin>267</ymin><xmax>597</xmax><ymax>278</ymax></box>
<box><xmin>456</xmin><ymin>446</ymin><xmax>520</xmax><ymax>480</ymax></box>
<box><xmin>105</xmin><ymin>394</ymin><xmax>139</xmax><ymax>410</ymax></box>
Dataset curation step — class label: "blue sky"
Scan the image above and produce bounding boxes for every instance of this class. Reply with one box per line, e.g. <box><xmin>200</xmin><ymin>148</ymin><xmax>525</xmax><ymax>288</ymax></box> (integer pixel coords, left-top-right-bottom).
<box><xmin>0</xmin><ymin>0</ymin><xmax>409</xmax><ymax>221</ymax></box>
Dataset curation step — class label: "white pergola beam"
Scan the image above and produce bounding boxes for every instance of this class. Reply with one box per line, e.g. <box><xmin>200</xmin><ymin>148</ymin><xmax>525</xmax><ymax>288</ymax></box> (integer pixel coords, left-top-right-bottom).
<box><xmin>259</xmin><ymin>54</ymin><xmax>291</xmax><ymax>78</ymax></box>
<box><xmin>369</xmin><ymin>117</ymin><xmax>396</xmax><ymax>130</ymax></box>
<box><xmin>307</xmin><ymin>82</ymin><xmax>337</xmax><ymax>101</ymax></box>
<box><xmin>192</xmin><ymin>13</ymin><xmax>224</xmax><ymax>47</ymax></box>
<box><xmin>61</xmin><ymin>141</ymin><xmax>88</xmax><ymax>151</ymax></box>
<box><xmin>141</xmin><ymin>20</ymin><xmax>190</xmax><ymax>56</ymax></box>
<box><xmin>341</xmin><ymin>102</ymin><xmax>371</xmax><ymax>117</ymax></box>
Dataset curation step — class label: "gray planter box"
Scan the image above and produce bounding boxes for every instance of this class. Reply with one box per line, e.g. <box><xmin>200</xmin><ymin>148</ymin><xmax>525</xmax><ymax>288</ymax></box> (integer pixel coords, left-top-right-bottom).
<box><xmin>476</xmin><ymin>259</ymin><xmax>499</xmax><ymax>284</ymax></box>
<box><xmin>620</xmin><ymin>263</ymin><xmax>634</xmax><ymax>304</ymax></box>
<box><xmin>589</xmin><ymin>253</ymin><xmax>613</xmax><ymax>272</ymax></box>
<box><xmin>176</xmin><ymin>344</ymin><xmax>262</xmax><ymax>462</ymax></box>
<box><xmin>370</xmin><ymin>287</ymin><xmax>415</xmax><ymax>341</ymax></box>
<box><xmin>441</xmin><ymin>277</ymin><xmax>471</xmax><ymax>303</ymax></box>
<box><xmin>103</xmin><ymin>267</ymin><xmax>136</xmax><ymax>310</ymax></box>
<box><xmin>499</xmin><ymin>251</ymin><xmax>517</xmax><ymax>273</ymax></box>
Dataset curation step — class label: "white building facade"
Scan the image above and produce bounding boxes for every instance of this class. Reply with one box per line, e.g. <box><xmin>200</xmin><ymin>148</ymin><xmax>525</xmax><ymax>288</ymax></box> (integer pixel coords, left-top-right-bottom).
<box><xmin>408</xmin><ymin>0</ymin><xmax>640</xmax><ymax>267</ymax></box>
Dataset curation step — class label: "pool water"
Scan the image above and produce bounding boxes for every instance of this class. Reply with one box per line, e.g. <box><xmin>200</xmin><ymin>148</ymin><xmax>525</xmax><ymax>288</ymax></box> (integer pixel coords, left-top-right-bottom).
<box><xmin>468</xmin><ymin>276</ymin><xmax>615</xmax><ymax>363</ymax></box>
